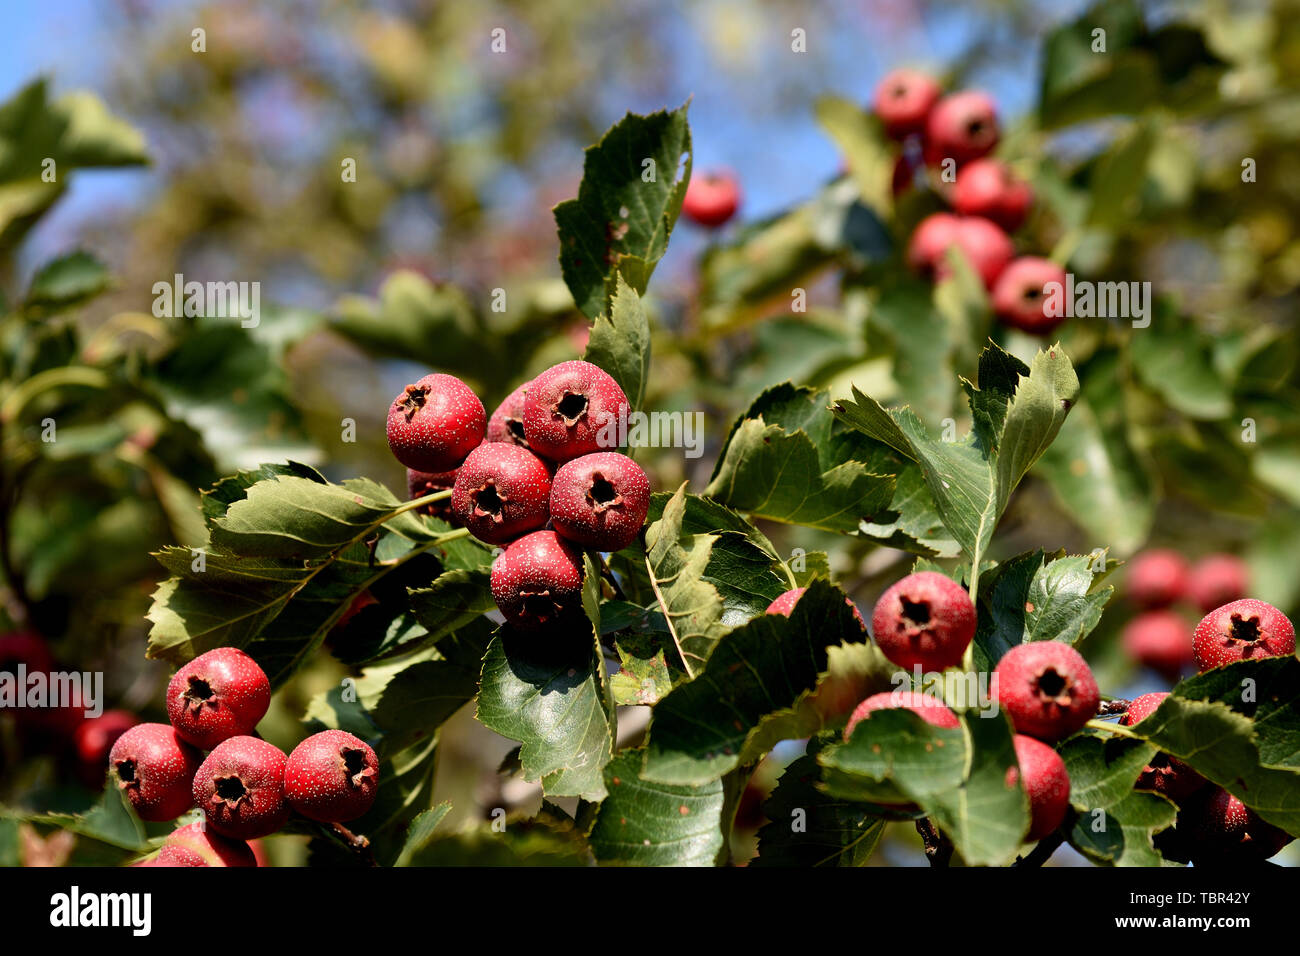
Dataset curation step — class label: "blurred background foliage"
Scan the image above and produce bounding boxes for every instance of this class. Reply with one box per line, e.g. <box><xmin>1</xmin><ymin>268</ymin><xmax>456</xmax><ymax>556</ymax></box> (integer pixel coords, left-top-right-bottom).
<box><xmin>1</xmin><ymin>0</ymin><xmax>1299</xmax><ymax>865</ymax></box>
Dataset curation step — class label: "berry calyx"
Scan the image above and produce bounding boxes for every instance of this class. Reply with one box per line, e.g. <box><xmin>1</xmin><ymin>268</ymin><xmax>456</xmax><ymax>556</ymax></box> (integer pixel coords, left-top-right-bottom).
<box><xmin>450</xmin><ymin>442</ymin><xmax>553</xmax><ymax>545</ymax></box>
<box><xmin>923</xmin><ymin>90</ymin><xmax>1000</xmax><ymax>166</ymax></box>
<box><xmin>1192</xmin><ymin>598</ymin><xmax>1295</xmax><ymax>672</ymax></box>
<box><xmin>1177</xmin><ymin>787</ymin><xmax>1292</xmax><ymax>863</ymax></box>
<box><xmin>385</xmin><ymin>372</ymin><xmax>486</xmax><ymax>473</ymax></box>
<box><xmin>952</xmin><ymin>158</ymin><xmax>1033</xmax><ymax>231</ymax></box>
<box><xmin>1009</xmin><ymin>734</ymin><xmax>1071</xmax><ymax>841</ymax></box>
<box><xmin>870</xmin><ymin>571</ymin><xmax>976</xmax><ymax>672</ymax></box>
<box><xmin>549</xmin><ymin>451</ymin><xmax>650</xmax><ymax>553</ymax></box>
<box><xmin>192</xmin><ymin>736</ymin><xmax>290</xmax><ymax>840</ymax></box>
<box><xmin>489</xmin><ymin>530</ymin><xmax>585</xmax><ymax>629</ymax></box>
<box><xmin>766</xmin><ymin>587</ymin><xmax>866</xmax><ymax>629</ymax></box>
<box><xmin>165</xmin><ymin>647</ymin><xmax>271</xmax><ymax>750</ymax></box>
<box><xmin>486</xmin><ymin>381</ymin><xmax>534</xmax><ymax>449</ymax></box>
<box><xmin>522</xmin><ymin>360</ymin><xmax>630</xmax><ymax>463</ymax></box>
<box><xmin>285</xmin><ymin>729</ymin><xmax>380</xmax><ymax>823</ymax></box>
<box><xmin>108</xmin><ymin>723</ymin><xmax>202</xmax><ymax>822</ymax></box>
<box><xmin>991</xmin><ymin>256</ymin><xmax>1068</xmax><ymax>335</ymax></box>
<box><xmin>993</xmin><ymin>642</ymin><xmax>1099</xmax><ymax>741</ymax></box>
<box><xmin>1122</xmin><ymin>610</ymin><xmax>1193</xmax><ymax>680</ymax></box>
<box><xmin>681</xmin><ymin>170</ymin><xmax>741</xmax><ymax>228</ymax></box>
<box><xmin>843</xmin><ymin>690</ymin><xmax>959</xmax><ymax>741</ymax></box>
<box><xmin>1126</xmin><ymin>549</ymin><xmax>1190</xmax><ymax>608</ymax></box>
<box><xmin>873</xmin><ymin>68</ymin><xmax>942</xmax><ymax>140</ymax></box>
<box><xmin>1119</xmin><ymin>692</ymin><xmax>1206</xmax><ymax>801</ymax></box>
<box><xmin>158</xmin><ymin>821</ymin><xmax>257</xmax><ymax>867</ymax></box>
<box><xmin>1187</xmin><ymin>554</ymin><xmax>1249</xmax><ymax>613</ymax></box>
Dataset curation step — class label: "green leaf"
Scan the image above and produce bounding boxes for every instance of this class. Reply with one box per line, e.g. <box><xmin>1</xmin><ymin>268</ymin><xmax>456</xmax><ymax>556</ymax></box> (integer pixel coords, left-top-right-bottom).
<box><xmin>813</xmin><ymin>95</ymin><xmax>893</xmax><ymax>216</ymax></box>
<box><xmin>706</xmin><ymin>383</ymin><xmax>896</xmax><ymax>533</ymax></box>
<box><xmin>23</xmin><ymin>777</ymin><xmax>148</xmax><ymax>853</ymax></box>
<box><xmin>24</xmin><ymin>251</ymin><xmax>112</xmax><ymax>314</ymax></box>
<box><xmin>819</xmin><ymin>710</ymin><xmax>1029</xmax><ymax>866</ymax></box>
<box><xmin>584</xmin><ymin>273</ymin><xmax>650</xmax><ymax>411</ymax></box>
<box><xmin>1131</xmin><ymin>301</ymin><xmax>1232</xmax><ymax>420</ymax></box>
<box><xmin>1060</xmin><ymin>735</ymin><xmax>1177</xmax><ymax>866</ymax></box>
<box><xmin>834</xmin><ymin>342</ymin><xmax>1079</xmax><ymax>575</ymax></box>
<box><xmin>639</xmin><ymin>579</ymin><xmax>865</xmax><ymax>785</ymax></box>
<box><xmin>394</xmin><ymin>803</ymin><xmax>454</xmax><ymax>867</ymax></box>
<box><xmin>554</xmin><ymin>102</ymin><xmax>691</xmax><ymax>318</ymax></box>
<box><xmin>586</xmin><ymin>749</ymin><xmax>731</xmax><ymax>866</ymax></box>
<box><xmin>753</xmin><ymin>751</ymin><xmax>886</xmax><ymax>867</ymax></box>
<box><xmin>397</xmin><ymin>812</ymin><xmax>591</xmax><ymax>866</ymax></box>
<box><xmin>476</xmin><ymin>628</ymin><xmax>616</xmax><ymax>801</ymax></box>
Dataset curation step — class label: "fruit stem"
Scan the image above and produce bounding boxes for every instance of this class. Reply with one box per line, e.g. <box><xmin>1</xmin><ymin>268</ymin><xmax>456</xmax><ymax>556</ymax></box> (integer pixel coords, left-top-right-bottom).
<box><xmin>432</xmin><ymin>527</ymin><xmax>471</xmax><ymax>544</ymax></box>
<box><xmin>392</xmin><ymin>488</ymin><xmax>454</xmax><ymax>517</ymax></box>
<box><xmin>1084</xmin><ymin>718</ymin><xmax>1140</xmax><ymax>738</ymax></box>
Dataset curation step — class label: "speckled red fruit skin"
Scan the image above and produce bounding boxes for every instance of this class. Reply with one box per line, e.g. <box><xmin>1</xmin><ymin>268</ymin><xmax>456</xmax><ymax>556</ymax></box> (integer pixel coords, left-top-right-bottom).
<box><xmin>1122</xmin><ymin>610</ymin><xmax>1194</xmax><ymax>680</ymax></box>
<box><xmin>108</xmin><ymin>723</ymin><xmax>201</xmax><ymax>822</ymax></box>
<box><xmin>1009</xmin><ymin>734</ymin><xmax>1070</xmax><ymax>841</ymax></box>
<box><xmin>159</xmin><ymin>821</ymin><xmax>257</xmax><ymax>867</ymax></box>
<box><xmin>1178</xmin><ymin>787</ymin><xmax>1292</xmax><ymax>863</ymax></box>
<box><xmin>994</xmin><ymin>642</ymin><xmax>1099</xmax><ymax>741</ymax></box>
<box><xmin>192</xmin><ymin>736</ymin><xmax>290</xmax><ymax>840</ymax></box>
<box><xmin>450</xmin><ymin>443</ymin><xmax>553</xmax><ymax>545</ymax></box>
<box><xmin>1126</xmin><ymin>549</ymin><xmax>1190</xmax><ymax>608</ymax></box>
<box><xmin>406</xmin><ymin>467</ymin><xmax>459</xmax><ymax>522</ymax></box>
<box><xmin>284</xmin><ymin>730</ymin><xmax>379</xmax><ymax>823</ymax></box>
<box><xmin>923</xmin><ymin>90</ymin><xmax>1000</xmax><ymax>166</ymax></box>
<box><xmin>873</xmin><ymin>68</ymin><xmax>942</xmax><ymax>140</ymax></box>
<box><xmin>766</xmin><ymin>587</ymin><xmax>866</xmax><ymax>629</ymax></box>
<box><xmin>75</xmin><ymin>710</ymin><xmax>138</xmax><ymax>786</ymax></box>
<box><xmin>522</xmin><ymin>361</ymin><xmax>630</xmax><ymax>463</ymax></box>
<box><xmin>1192</xmin><ymin>598</ymin><xmax>1295</xmax><ymax>672</ymax></box>
<box><xmin>870</xmin><ymin>571</ymin><xmax>976</xmax><ymax>672</ymax></box>
<box><xmin>1120</xmin><ymin>692</ymin><xmax>1206</xmax><ymax>801</ymax></box>
<box><xmin>1188</xmin><ymin>554</ymin><xmax>1249</xmax><ymax>613</ymax></box>
<box><xmin>992</xmin><ymin>256</ymin><xmax>1068</xmax><ymax>335</ymax></box>
<box><xmin>489</xmin><ymin>530</ymin><xmax>585</xmax><ymax>629</ymax></box>
<box><xmin>682</xmin><ymin>170</ymin><xmax>741</xmax><ymax>228</ymax></box>
<box><xmin>486</xmin><ymin>381</ymin><xmax>533</xmax><ymax>449</ymax></box>
<box><xmin>843</xmin><ymin>690</ymin><xmax>959</xmax><ymax>741</ymax></box>
<box><xmin>166</xmin><ymin>647</ymin><xmax>271</xmax><ymax>750</ymax></box>
<box><xmin>385</xmin><ymin>372</ymin><xmax>485</xmax><ymax>473</ymax></box>
<box><xmin>953</xmin><ymin>159</ymin><xmax>1033</xmax><ymax>232</ymax></box>
<box><xmin>549</xmin><ymin>452</ymin><xmax>649</xmax><ymax>553</ymax></box>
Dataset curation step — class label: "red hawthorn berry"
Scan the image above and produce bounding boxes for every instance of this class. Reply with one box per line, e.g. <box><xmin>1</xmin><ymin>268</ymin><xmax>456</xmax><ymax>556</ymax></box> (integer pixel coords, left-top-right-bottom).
<box><xmin>1187</xmin><ymin>554</ymin><xmax>1249</xmax><ymax>613</ymax></box>
<box><xmin>521</xmin><ymin>360</ymin><xmax>630</xmax><ymax>463</ymax></box>
<box><xmin>765</xmin><ymin>587</ymin><xmax>866</xmax><ymax>629</ymax></box>
<box><xmin>1192</xmin><ymin>598</ymin><xmax>1295</xmax><ymax>672</ymax></box>
<box><xmin>870</xmin><ymin>571</ymin><xmax>976</xmax><ymax>672</ymax></box>
<box><xmin>450</xmin><ymin>442</ymin><xmax>553</xmax><ymax>545</ymax></box>
<box><xmin>843</xmin><ymin>690</ymin><xmax>959</xmax><ymax>740</ymax></box>
<box><xmin>1009</xmin><ymin>734</ymin><xmax>1071</xmax><ymax>841</ymax></box>
<box><xmin>158</xmin><ymin>821</ymin><xmax>257</xmax><ymax>867</ymax></box>
<box><xmin>549</xmin><ymin>452</ymin><xmax>650</xmax><ymax>553</ymax></box>
<box><xmin>923</xmin><ymin>90</ymin><xmax>1000</xmax><ymax>167</ymax></box>
<box><xmin>1178</xmin><ymin>787</ymin><xmax>1293</xmax><ymax>863</ymax></box>
<box><xmin>1126</xmin><ymin>549</ymin><xmax>1190</xmax><ymax>608</ymax></box>
<box><xmin>165</xmin><ymin>647</ymin><xmax>271</xmax><ymax>750</ymax></box>
<box><xmin>1122</xmin><ymin>610</ymin><xmax>1194</xmax><ymax>680</ymax></box>
<box><xmin>873</xmin><ymin>68</ymin><xmax>942</xmax><ymax>140</ymax></box>
<box><xmin>192</xmin><ymin>736</ymin><xmax>291</xmax><ymax>841</ymax></box>
<box><xmin>406</xmin><ymin>467</ymin><xmax>459</xmax><ymax>522</ymax></box>
<box><xmin>993</xmin><ymin>642</ymin><xmax>1099</xmax><ymax>741</ymax></box>
<box><xmin>907</xmin><ymin>213</ymin><xmax>1013</xmax><ymax>288</ymax></box>
<box><xmin>952</xmin><ymin>158</ymin><xmax>1033</xmax><ymax>231</ymax></box>
<box><xmin>991</xmin><ymin>256</ymin><xmax>1068</xmax><ymax>335</ymax></box>
<box><xmin>490</xmin><ymin>530</ymin><xmax>586</xmax><ymax>630</ymax></box>
<box><xmin>682</xmin><ymin>170</ymin><xmax>741</xmax><ymax>228</ymax></box>
<box><xmin>486</xmin><ymin>381</ymin><xmax>534</xmax><ymax>449</ymax></box>
<box><xmin>1119</xmin><ymin>692</ymin><xmax>1206</xmax><ymax>802</ymax></box>
<box><xmin>109</xmin><ymin>723</ymin><xmax>202</xmax><ymax>822</ymax></box>
<box><xmin>75</xmin><ymin>710</ymin><xmax>139</xmax><ymax>787</ymax></box>
<box><xmin>385</xmin><ymin>372</ymin><xmax>486</xmax><ymax>473</ymax></box>
<box><xmin>284</xmin><ymin>729</ymin><xmax>380</xmax><ymax>823</ymax></box>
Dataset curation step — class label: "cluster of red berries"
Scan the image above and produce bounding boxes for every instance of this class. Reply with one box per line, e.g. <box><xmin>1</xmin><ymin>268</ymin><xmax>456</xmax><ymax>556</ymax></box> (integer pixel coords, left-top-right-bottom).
<box><xmin>106</xmin><ymin>647</ymin><xmax>379</xmax><ymax>866</ymax></box>
<box><xmin>873</xmin><ymin>68</ymin><xmax>1066</xmax><ymax>336</ymax></box>
<box><xmin>387</xmin><ymin>360</ymin><xmax>651</xmax><ymax>630</ymax></box>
